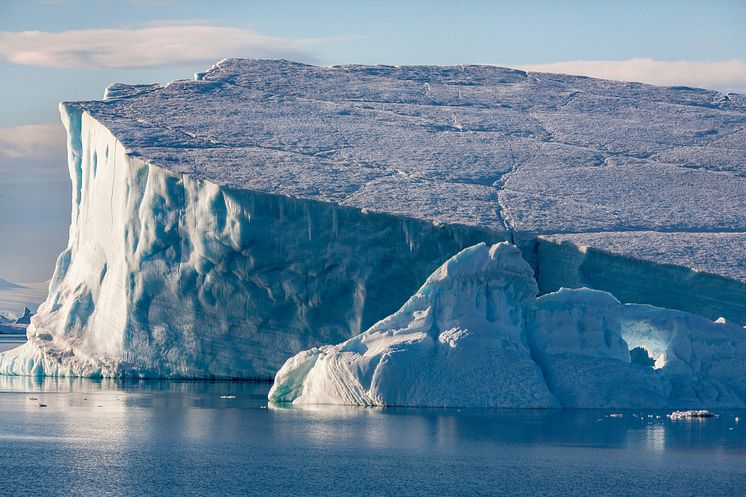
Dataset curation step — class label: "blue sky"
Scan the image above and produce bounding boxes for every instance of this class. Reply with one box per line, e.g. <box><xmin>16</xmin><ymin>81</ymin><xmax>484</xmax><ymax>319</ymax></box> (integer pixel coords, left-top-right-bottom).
<box><xmin>0</xmin><ymin>0</ymin><xmax>745</xmax><ymax>282</ymax></box>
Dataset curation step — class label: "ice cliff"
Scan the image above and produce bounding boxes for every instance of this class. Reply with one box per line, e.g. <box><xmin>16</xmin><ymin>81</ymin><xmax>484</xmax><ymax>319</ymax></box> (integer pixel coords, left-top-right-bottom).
<box><xmin>270</xmin><ymin>243</ymin><xmax>746</xmax><ymax>408</ymax></box>
<box><xmin>0</xmin><ymin>59</ymin><xmax>744</xmax><ymax>382</ymax></box>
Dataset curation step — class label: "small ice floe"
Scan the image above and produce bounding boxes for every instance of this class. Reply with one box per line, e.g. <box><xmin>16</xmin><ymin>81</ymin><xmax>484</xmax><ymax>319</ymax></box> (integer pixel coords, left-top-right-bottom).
<box><xmin>608</xmin><ymin>413</ymin><xmax>624</xmax><ymax>418</ymax></box>
<box><xmin>667</xmin><ymin>410</ymin><xmax>715</xmax><ymax>420</ymax></box>
<box><xmin>735</xmin><ymin>416</ymin><xmax>740</xmax><ymax>423</ymax></box>
<box><xmin>219</xmin><ymin>395</ymin><xmax>237</xmax><ymax>399</ymax></box>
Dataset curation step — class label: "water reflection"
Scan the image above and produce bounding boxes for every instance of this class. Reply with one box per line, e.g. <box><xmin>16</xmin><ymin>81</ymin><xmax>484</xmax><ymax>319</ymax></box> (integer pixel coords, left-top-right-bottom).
<box><xmin>1</xmin><ymin>376</ymin><xmax>745</xmax><ymax>496</ymax></box>
<box><xmin>1</xmin><ymin>376</ymin><xmax>745</xmax><ymax>451</ymax></box>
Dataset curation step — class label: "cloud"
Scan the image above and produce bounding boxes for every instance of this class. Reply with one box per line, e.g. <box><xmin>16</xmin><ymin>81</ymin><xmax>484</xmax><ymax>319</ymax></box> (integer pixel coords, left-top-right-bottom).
<box><xmin>0</xmin><ymin>25</ymin><xmax>326</xmax><ymax>69</ymax></box>
<box><xmin>0</xmin><ymin>123</ymin><xmax>66</xmax><ymax>160</ymax></box>
<box><xmin>516</xmin><ymin>58</ymin><xmax>746</xmax><ymax>94</ymax></box>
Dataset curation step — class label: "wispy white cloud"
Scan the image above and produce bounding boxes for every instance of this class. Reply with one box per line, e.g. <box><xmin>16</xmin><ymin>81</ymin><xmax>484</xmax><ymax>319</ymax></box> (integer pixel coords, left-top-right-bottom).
<box><xmin>516</xmin><ymin>58</ymin><xmax>746</xmax><ymax>94</ymax></box>
<box><xmin>0</xmin><ymin>123</ymin><xmax>65</xmax><ymax>160</ymax></box>
<box><xmin>0</xmin><ymin>25</ymin><xmax>330</xmax><ymax>69</ymax></box>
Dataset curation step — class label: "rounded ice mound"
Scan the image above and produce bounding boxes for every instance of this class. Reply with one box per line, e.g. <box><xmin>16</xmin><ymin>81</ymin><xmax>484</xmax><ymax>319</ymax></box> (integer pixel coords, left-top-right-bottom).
<box><xmin>268</xmin><ymin>242</ymin><xmax>560</xmax><ymax>408</ymax></box>
<box><xmin>529</xmin><ymin>288</ymin><xmax>669</xmax><ymax>408</ymax></box>
<box><xmin>270</xmin><ymin>243</ymin><xmax>746</xmax><ymax>409</ymax></box>
<box><xmin>530</xmin><ymin>287</ymin><xmax>746</xmax><ymax>407</ymax></box>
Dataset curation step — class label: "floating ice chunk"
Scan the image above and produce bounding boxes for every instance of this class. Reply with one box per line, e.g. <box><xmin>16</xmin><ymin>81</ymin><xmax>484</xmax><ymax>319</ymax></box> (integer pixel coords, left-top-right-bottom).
<box><xmin>528</xmin><ymin>288</ymin><xmax>669</xmax><ymax>408</ymax></box>
<box><xmin>271</xmin><ymin>243</ymin><xmax>746</xmax><ymax>408</ymax></box>
<box><xmin>269</xmin><ymin>242</ymin><xmax>559</xmax><ymax>407</ymax></box>
<box><xmin>667</xmin><ymin>410</ymin><xmax>715</xmax><ymax>420</ymax></box>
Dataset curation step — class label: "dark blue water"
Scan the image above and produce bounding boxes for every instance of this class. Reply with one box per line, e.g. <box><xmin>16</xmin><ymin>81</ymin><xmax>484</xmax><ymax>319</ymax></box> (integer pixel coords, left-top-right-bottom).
<box><xmin>1</xmin><ymin>373</ymin><xmax>745</xmax><ymax>496</ymax></box>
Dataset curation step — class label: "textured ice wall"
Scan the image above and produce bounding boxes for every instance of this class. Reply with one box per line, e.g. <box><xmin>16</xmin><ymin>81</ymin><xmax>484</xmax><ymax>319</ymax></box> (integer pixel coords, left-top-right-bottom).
<box><xmin>0</xmin><ymin>107</ymin><xmax>502</xmax><ymax>378</ymax></box>
<box><xmin>271</xmin><ymin>243</ymin><xmax>746</xmax><ymax>408</ymax></box>
<box><xmin>531</xmin><ymin>238</ymin><xmax>746</xmax><ymax>324</ymax></box>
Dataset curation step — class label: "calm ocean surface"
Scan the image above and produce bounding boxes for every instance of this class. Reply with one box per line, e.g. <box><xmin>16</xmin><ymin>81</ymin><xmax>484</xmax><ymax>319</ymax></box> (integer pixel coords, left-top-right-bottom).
<box><xmin>1</xmin><ymin>336</ymin><xmax>745</xmax><ymax>497</ymax></box>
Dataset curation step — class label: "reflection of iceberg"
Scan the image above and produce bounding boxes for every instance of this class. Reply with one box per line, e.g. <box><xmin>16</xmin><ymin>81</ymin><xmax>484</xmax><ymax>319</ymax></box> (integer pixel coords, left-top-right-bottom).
<box><xmin>270</xmin><ymin>243</ymin><xmax>746</xmax><ymax>408</ymax></box>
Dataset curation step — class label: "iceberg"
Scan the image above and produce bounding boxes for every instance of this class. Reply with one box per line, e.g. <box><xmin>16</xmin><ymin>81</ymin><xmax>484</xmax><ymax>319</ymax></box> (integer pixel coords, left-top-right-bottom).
<box><xmin>269</xmin><ymin>243</ymin><xmax>559</xmax><ymax>407</ymax></box>
<box><xmin>270</xmin><ymin>243</ymin><xmax>746</xmax><ymax>408</ymax></box>
<box><xmin>1</xmin><ymin>59</ymin><xmax>744</xmax><ymax>380</ymax></box>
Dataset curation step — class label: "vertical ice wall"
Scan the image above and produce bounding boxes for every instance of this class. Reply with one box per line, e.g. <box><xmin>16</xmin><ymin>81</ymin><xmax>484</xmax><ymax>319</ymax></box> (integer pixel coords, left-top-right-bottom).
<box><xmin>532</xmin><ymin>239</ymin><xmax>746</xmax><ymax>324</ymax></box>
<box><xmin>0</xmin><ymin>106</ymin><xmax>503</xmax><ymax>378</ymax></box>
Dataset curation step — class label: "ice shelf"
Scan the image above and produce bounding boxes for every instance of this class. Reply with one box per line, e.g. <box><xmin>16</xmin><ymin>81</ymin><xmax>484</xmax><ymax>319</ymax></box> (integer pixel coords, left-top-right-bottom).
<box><xmin>70</xmin><ymin>59</ymin><xmax>746</xmax><ymax>281</ymax></box>
<box><xmin>1</xmin><ymin>59</ymin><xmax>744</xmax><ymax>380</ymax></box>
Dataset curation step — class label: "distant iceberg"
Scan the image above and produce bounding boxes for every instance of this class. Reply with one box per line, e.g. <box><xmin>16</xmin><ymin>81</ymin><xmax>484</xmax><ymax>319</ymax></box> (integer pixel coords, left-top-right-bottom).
<box><xmin>270</xmin><ymin>243</ymin><xmax>746</xmax><ymax>408</ymax></box>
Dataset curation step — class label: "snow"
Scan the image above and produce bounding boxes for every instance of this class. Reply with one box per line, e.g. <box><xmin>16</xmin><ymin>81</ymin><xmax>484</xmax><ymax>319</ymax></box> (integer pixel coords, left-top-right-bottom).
<box><xmin>1</xmin><ymin>59</ymin><xmax>745</xmax><ymax>381</ymax></box>
<box><xmin>270</xmin><ymin>243</ymin><xmax>746</xmax><ymax>408</ymax></box>
<box><xmin>65</xmin><ymin>59</ymin><xmax>744</xmax><ymax>270</ymax></box>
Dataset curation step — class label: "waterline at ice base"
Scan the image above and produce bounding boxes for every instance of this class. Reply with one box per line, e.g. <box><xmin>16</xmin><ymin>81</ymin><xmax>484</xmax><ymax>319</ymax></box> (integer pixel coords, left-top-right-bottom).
<box><xmin>2</xmin><ymin>60</ymin><xmax>745</xmax><ymax>409</ymax></box>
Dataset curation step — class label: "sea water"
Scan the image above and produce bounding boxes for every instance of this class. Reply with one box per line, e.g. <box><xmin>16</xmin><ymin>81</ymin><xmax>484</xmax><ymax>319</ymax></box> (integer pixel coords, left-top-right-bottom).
<box><xmin>1</xmin><ymin>373</ymin><xmax>745</xmax><ymax>496</ymax></box>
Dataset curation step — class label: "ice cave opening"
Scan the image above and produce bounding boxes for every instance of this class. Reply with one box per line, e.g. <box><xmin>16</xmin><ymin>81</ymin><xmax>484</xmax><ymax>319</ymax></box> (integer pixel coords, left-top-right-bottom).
<box><xmin>620</xmin><ymin>321</ymin><xmax>668</xmax><ymax>369</ymax></box>
<box><xmin>629</xmin><ymin>346</ymin><xmax>656</xmax><ymax>368</ymax></box>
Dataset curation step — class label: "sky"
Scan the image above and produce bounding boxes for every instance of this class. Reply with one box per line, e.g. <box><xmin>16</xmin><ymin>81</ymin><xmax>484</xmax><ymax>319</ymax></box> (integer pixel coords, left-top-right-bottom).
<box><xmin>0</xmin><ymin>0</ymin><xmax>745</xmax><ymax>282</ymax></box>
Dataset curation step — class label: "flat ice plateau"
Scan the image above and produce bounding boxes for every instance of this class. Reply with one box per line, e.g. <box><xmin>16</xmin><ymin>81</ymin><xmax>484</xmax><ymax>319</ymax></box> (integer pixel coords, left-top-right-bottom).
<box><xmin>1</xmin><ymin>59</ymin><xmax>744</xmax><ymax>395</ymax></box>
<box><xmin>270</xmin><ymin>243</ymin><xmax>746</xmax><ymax>408</ymax></box>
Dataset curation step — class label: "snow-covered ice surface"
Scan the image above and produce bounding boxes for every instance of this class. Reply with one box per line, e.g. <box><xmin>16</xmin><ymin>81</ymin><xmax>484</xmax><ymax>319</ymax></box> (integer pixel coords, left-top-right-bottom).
<box><xmin>542</xmin><ymin>232</ymin><xmax>746</xmax><ymax>284</ymax></box>
<box><xmin>270</xmin><ymin>243</ymin><xmax>746</xmax><ymax>408</ymax></box>
<box><xmin>1</xmin><ymin>59</ymin><xmax>745</xmax><ymax>381</ymax></box>
<box><xmin>67</xmin><ymin>59</ymin><xmax>746</xmax><ymax>249</ymax></box>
